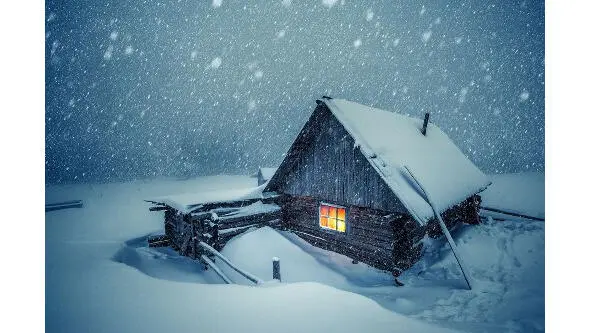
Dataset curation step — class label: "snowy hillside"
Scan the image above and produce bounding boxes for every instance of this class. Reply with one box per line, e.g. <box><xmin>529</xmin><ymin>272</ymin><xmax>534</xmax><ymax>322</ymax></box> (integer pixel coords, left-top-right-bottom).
<box><xmin>46</xmin><ymin>173</ymin><xmax>544</xmax><ymax>333</ymax></box>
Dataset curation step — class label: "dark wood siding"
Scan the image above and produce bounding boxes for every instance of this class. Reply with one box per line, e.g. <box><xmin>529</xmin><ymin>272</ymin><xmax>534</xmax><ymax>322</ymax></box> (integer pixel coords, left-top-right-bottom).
<box><xmin>280</xmin><ymin>194</ymin><xmax>425</xmax><ymax>275</ymax></box>
<box><xmin>269</xmin><ymin>104</ymin><xmax>408</xmax><ymax>213</ymax></box>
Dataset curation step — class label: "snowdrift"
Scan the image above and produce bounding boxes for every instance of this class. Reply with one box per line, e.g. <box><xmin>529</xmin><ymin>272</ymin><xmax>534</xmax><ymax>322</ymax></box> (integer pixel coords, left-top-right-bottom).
<box><xmin>46</xmin><ymin>173</ymin><xmax>544</xmax><ymax>333</ymax></box>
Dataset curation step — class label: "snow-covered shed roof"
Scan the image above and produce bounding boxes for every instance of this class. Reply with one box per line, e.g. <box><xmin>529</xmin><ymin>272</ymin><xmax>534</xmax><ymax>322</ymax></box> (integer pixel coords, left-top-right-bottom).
<box><xmin>146</xmin><ymin>184</ymin><xmax>273</xmax><ymax>214</ymax></box>
<box><xmin>322</xmin><ymin>98</ymin><xmax>490</xmax><ymax>224</ymax></box>
<box><xmin>257</xmin><ymin>167</ymin><xmax>278</xmax><ymax>182</ymax></box>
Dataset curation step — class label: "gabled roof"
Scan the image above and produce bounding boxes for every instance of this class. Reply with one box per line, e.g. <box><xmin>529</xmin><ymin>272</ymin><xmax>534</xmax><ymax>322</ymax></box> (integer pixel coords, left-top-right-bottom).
<box><xmin>266</xmin><ymin>98</ymin><xmax>491</xmax><ymax>225</ymax></box>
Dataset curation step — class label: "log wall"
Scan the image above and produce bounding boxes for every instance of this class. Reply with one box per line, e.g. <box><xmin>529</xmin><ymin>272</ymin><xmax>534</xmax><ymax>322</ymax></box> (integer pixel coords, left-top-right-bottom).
<box><xmin>280</xmin><ymin>194</ymin><xmax>481</xmax><ymax>276</ymax></box>
<box><xmin>158</xmin><ymin>193</ymin><xmax>481</xmax><ymax>277</ymax></box>
<box><xmin>280</xmin><ymin>194</ymin><xmax>424</xmax><ymax>275</ymax></box>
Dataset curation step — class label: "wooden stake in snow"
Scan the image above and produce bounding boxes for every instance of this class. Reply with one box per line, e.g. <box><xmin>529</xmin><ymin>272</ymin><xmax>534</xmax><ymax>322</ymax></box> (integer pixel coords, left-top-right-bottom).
<box><xmin>421</xmin><ymin>113</ymin><xmax>430</xmax><ymax>136</ymax></box>
<box><xmin>272</xmin><ymin>257</ymin><xmax>281</xmax><ymax>282</ymax></box>
<box><xmin>402</xmin><ymin>166</ymin><xmax>474</xmax><ymax>290</ymax></box>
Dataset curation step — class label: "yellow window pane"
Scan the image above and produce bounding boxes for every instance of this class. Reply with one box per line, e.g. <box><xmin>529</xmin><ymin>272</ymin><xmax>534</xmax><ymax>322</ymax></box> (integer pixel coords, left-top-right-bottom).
<box><xmin>337</xmin><ymin>208</ymin><xmax>346</xmax><ymax>221</ymax></box>
<box><xmin>329</xmin><ymin>206</ymin><xmax>337</xmax><ymax>218</ymax></box>
<box><xmin>320</xmin><ymin>205</ymin><xmax>329</xmax><ymax>216</ymax></box>
<box><xmin>328</xmin><ymin>217</ymin><xmax>337</xmax><ymax>230</ymax></box>
<box><xmin>320</xmin><ymin>216</ymin><xmax>328</xmax><ymax>227</ymax></box>
<box><xmin>337</xmin><ymin>220</ymin><xmax>346</xmax><ymax>232</ymax></box>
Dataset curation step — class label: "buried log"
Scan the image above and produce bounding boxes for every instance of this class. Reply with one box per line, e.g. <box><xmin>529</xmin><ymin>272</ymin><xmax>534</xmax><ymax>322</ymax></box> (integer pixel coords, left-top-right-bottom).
<box><xmin>147</xmin><ymin>234</ymin><xmax>170</xmax><ymax>247</ymax></box>
<box><xmin>199</xmin><ymin>241</ymin><xmax>264</xmax><ymax>284</ymax></box>
<box><xmin>45</xmin><ymin>200</ymin><xmax>83</xmax><ymax>212</ymax></box>
<box><xmin>200</xmin><ymin>255</ymin><xmax>233</xmax><ymax>284</ymax></box>
<box><xmin>480</xmin><ymin>206</ymin><xmax>544</xmax><ymax>222</ymax></box>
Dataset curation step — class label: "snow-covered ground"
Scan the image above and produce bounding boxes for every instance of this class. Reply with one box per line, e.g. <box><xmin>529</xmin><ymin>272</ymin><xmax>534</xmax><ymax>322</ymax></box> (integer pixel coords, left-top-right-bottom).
<box><xmin>46</xmin><ymin>173</ymin><xmax>544</xmax><ymax>333</ymax></box>
<box><xmin>480</xmin><ymin>172</ymin><xmax>544</xmax><ymax>219</ymax></box>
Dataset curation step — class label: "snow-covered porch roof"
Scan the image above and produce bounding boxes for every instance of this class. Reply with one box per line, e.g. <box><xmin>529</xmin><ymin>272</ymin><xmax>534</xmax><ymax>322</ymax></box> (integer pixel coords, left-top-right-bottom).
<box><xmin>146</xmin><ymin>184</ymin><xmax>278</xmax><ymax>214</ymax></box>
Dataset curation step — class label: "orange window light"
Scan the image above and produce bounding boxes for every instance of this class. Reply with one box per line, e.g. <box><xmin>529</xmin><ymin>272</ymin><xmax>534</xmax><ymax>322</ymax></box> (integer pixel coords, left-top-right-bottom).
<box><xmin>329</xmin><ymin>206</ymin><xmax>337</xmax><ymax>218</ymax></box>
<box><xmin>320</xmin><ymin>216</ymin><xmax>328</xmax><ymax>227</ymax></box>
<box><xmin>328</xmin><ymin>217</ymin><xmax>337</xmax><ymax>230</ymax></box>
<box><xmin>319</xmin><ymin>203</ymin><xmax>346</xmax><ymax>233</ymax></box>
<box><xmin>338</xmin><ymin>220</ymin><xmax>346</xmax><ymax>232</ymax></box>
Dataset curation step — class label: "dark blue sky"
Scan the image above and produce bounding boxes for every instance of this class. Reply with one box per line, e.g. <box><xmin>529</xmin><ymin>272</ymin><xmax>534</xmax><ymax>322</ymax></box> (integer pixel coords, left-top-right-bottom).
<box><xmin>45</xmin><ymin>0</ymin><xmax>544</xmax><ymax>184</ymax></box>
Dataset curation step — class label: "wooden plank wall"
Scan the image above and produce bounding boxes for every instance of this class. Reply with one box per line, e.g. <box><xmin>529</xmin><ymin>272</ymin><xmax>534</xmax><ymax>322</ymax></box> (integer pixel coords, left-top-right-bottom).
<box><xmin>163</xmin><ymin>204</ymin><xmax>281</xmax><ymax>259</ymax></box>
<box><xmin>280</xmin><ymin>194</ymin><xmax>482</xmax><ymax>276</ymax></box>
<box><xmin>425</xmin><ymin>195</ymin><xmax>482</xmax><ymax>237</ymax></box>
<box><xmin>275</xmin><ymin>105</ymin><xmax>408</xmax><ymax>214</ymax></box>
<box><xmin>280</xmin><ymin>194</ymin><xmax>425</xmax><ymax>275</ymax></box>
<box><xmin>159</xmin><ymin>193</ymin><xmax>482</xmax><ymax>276</ymax></box>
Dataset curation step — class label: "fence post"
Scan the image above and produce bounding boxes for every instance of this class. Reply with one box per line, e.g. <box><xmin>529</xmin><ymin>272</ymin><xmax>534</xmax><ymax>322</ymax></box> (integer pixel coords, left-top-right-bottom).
<box><xmin>272</xmin><ymin>257</ymin><xmax>281</xmax><ymax>282</ymax></box>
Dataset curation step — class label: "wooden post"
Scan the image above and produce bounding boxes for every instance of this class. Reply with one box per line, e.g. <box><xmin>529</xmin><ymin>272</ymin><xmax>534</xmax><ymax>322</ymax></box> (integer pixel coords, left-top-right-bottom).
<box><xmin>421</xmin><ymin>113</ymin><xmax>430</xmax><ymax>136</ymax></box>
<box><xmin>402</xmin><ymin>165</ymin><xmax>474</xmax><ymax>290</ymax></box>
<box><xmin>272</xmin><ymin>257</ymin><xmax>281</xmax><ymax>281</ymax></box>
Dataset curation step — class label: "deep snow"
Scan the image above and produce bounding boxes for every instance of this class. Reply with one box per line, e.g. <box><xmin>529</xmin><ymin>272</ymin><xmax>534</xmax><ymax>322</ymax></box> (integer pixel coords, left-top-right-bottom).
<box><xmin>46</xmin><ymin>173</ymin><xmax>544</xmax><ymax>333</ymax></box>
<box><xmin>480</xmin><ymin>172</ymin><xmax>544</xmax><ymax>219</ymax></box>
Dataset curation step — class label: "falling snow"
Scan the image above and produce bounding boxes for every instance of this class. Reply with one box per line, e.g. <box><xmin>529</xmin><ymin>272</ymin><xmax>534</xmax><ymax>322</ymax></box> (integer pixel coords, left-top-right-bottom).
<box><xmin>421</xmin><ymin>30</ymin><xmax>432</xmax><ymax>43</ymax></box>
<box><xmin>322</xmin><ymin>0</ymin><xmax>340</xmax><ymax>9</ymax></box>
<box><xmin>103</xmin><ymin>45</ymin><xmax>113</xmax><ymax>60</ymax></box>
<box><xmin>210</xmin><ymin>57</ymin><xmax>222</xmax><ymax>69</ymax></box>
<box><xmin>45</xmin><ymin>0</ymin><xmax>544</xmax><ymax>184</ymax></box>
<box><xmin>254</xmin><ymin>70</ymin><xmax>264</xmax><ymax>80</ymax></box>
<box><xmin>365</xmin><ymin>9</ymin><xmax>374</xmax><ymax>22</ymax></box>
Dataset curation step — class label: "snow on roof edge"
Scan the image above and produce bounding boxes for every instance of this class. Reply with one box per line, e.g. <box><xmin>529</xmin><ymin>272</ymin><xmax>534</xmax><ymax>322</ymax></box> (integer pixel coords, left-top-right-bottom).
<box><xmin>146</xmin><ymin>183</ymin><xmax>279</xmax><ymax>214</ymax></box>
<box><xmin>324</xmin><ymin>98</ymin><xmax>491</xmax><ymax>224</ymax></box>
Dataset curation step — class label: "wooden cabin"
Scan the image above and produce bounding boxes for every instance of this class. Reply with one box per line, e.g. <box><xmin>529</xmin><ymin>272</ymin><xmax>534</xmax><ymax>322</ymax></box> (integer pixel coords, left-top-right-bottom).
<box><xmin>263</xmin><ymin>97</ymin><xmax>490</xmax><ymax>276</ymax></box>
<box><xmin>147</xmin><ymin>97</ymin><xmax>490</xmax><ymax>277</ymax></box>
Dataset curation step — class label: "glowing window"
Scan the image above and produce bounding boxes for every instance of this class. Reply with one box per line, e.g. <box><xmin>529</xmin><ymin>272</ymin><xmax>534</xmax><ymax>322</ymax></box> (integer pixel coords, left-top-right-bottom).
<box><xmin>319</xmin><ymin>203</ymin><xmax>346</xmax><ymax>232</ymax></box>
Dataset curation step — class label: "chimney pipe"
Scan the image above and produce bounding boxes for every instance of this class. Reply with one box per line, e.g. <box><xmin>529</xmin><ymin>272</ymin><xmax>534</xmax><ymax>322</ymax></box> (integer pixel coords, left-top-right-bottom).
<box><xmin>421</xmin><ymin>113</ymin><xmax>430</xmax><ymax>136</ymax></box>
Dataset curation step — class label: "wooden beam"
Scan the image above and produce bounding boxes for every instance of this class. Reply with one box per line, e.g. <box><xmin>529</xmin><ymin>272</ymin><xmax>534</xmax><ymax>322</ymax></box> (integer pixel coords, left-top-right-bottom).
<box><xmin>45</xmin><ymin>200</ymin><xmax>83</xmax><ymax>212</ymax></box>
<box><xmin>199</xmin><ymin>242</ymin><xmax>264</xmax><ymax>284</ymax></box>
<box><xmin>480</xmin><ymin>206</ymin><xmax>544</xmax><ymax>221</ymax></box>
<box><xmin>200</xmin><ymin>255</ymin><xmax>233</xmax><ymax>284</ymax></box>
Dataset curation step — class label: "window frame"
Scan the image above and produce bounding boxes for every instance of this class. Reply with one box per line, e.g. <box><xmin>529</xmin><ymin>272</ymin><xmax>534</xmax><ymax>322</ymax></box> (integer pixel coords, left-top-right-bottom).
<box><xmin>318</xmin><ymin>202</ymin><xmax>347</xmax><ymax>233</ymax></box>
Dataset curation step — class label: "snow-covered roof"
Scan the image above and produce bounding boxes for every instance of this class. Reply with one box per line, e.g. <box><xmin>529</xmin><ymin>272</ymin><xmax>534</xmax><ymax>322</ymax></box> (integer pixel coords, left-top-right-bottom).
<box><xmin>322</xmin><ymin>98</ymin><xmax>491</xmax><ymax>224</ymax></box>
<box><xmin>258</xmin><ymin>167</ymin><xmax>277</xmax><ymax>181</ymax></box>
<box><xmin>146</xmin><ymin>184</ymin><xmax>273</xmax><ymax>214</ymax></box>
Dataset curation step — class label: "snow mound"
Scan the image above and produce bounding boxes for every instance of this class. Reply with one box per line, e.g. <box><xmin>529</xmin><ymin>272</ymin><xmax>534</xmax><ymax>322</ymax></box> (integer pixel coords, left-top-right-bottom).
<box><xmin>219</xmin><ymin>226</ymin><xmax>393</xmax><ymax>287</ymax></box>
<box><xmin>47</xmin><ymin>173</ymin><xmax>544</xmax><ymax>333</ymax></box>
